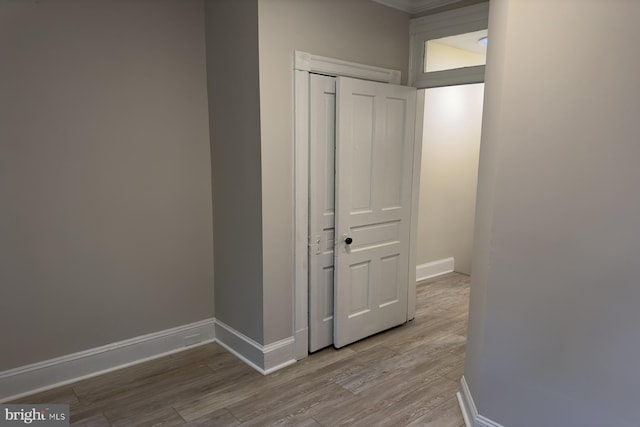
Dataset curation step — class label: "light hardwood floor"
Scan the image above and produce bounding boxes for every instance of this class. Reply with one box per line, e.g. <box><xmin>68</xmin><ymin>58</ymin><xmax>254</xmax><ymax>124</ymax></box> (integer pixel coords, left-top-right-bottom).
<box><xmin>12</xmin><ymin>272</ymin><xmax>470</xmax><ymax>427</ymax></box>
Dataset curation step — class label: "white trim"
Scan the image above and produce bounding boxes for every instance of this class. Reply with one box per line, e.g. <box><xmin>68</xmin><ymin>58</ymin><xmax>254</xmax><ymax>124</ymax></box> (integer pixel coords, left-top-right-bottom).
<box><xmin>293</xmin><ymin>68</ymin><xmax>310</xmax><ymax>361</ymax></box>
<box><xmin>293</xmin><ymin>327</ymin><xmax>309</xmax><ymax>361</ymax></box>
<box><xmin>0</xmin><ymin>318</ymin><xmax>216</xmax><ymax>403</ymax></box>
<box><xmin>407</xmin><ymin>89</ymin><xmax>426</xmax><ymax>321</ymax></box>
<box><xmin>457</xmin><ymin>376</ymin><xmax>476</xmax><ymax>427</ymax></box>
<box><xmin>214</xmin><ymin>320</ymin><xmax>264</xmax><ymax>370</ymax></box>
<box><xmin>293</xmin><ymin>51</ymin><xmax>403</xmax><ymax>360</ymax></box>
<box><xmin>457</xmin><ymin>392</ymin><xmax>473</xmax><ymax>427</ymax></box>
<box><xmin>409</xmin><ymin>3</ymin><xmax>489</xmax><ymax>88</ymax></box>
<box><xmin>415</xmin><ymin>65</ymin><xmax>486</xmax><ymax>89</ymax></box>
<box><xmin>409</xmin><ymin>2</ymin><xmax>489</xmax><ymax>34</ymax></box>
<box><xmin>294</xmin><ymin>51</ymin><xmax>401</xmax><ymax>85</ymax></box>
<box><xmin>458</xmin><ymin>376</ymin><xmax>505</xmax><ymax>427</ymax></box>
<box><xmin>416</xmin><ymin>257</ymin><xmax>455</xmax><ymax>281</ymax></box>
<box><xmin>0</xmin><ymin>318</ymin><xmax>300</xmax><ymax>402</ymax></box>
<box><xmin>214</xmin><ymin>320</ymin><xmax>296</xmax><ymax>375</ymax></box>
<box><xmin>262</xmin><ymin>338</ymin><xmax>297</xmax><ymax>375</ymax></box>
<box><xmin>373</xmin><ymin>0</ymin><xmax>461</xmax><ymax>14</ymax></box>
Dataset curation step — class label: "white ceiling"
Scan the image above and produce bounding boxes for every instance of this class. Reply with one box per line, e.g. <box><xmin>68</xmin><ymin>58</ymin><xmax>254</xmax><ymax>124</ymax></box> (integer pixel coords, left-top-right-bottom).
<box><xmin>432</xmin><ymin>29</ymin><xmax>488</xmax><ymax>55</ymax></box>
<box><xmin>372</xmin><ymin>0</ymin><xmax>464</xmax><ymax>14</ymax></box>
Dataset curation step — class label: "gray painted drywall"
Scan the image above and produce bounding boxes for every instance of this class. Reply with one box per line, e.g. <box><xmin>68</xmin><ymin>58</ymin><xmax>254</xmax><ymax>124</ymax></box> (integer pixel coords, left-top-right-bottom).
<box><xmin>205</xmin><ymin>0</ymin><xmax>264</xmax><ymax>343</ymax></box>
<box><xmin>0</xmin><ymin>0</ymin><xmax>214</xmax><ymax>371</ymax></box>
<box><xmin>465</xmin><ymin>1</ymin><xmax>640</xmax><ymax>425</ymax></box>
<box><xmin>257</xmin><ymin>0</ymin><xmax>410</xmax><ymax>344</ymax></box>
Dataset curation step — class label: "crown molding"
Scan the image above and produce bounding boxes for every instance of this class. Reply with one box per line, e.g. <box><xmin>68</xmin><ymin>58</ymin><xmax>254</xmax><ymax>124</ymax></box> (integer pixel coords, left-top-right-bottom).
<box><xmin>372</xmin><ymin>0</ymin><xmax>463</xmax><ymax>14</ymax></box>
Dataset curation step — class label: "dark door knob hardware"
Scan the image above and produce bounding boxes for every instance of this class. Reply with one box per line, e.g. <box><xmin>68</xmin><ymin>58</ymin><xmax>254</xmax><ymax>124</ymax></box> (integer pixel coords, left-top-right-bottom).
<box><xmin>345</xmin><ymin>237</ymin><xmax>353</xmax><ymax>245</ymax></box>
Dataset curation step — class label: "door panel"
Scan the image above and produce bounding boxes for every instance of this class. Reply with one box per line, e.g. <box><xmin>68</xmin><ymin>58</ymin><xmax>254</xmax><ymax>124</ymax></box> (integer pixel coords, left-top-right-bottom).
<box><xmin>349</xmin><ymin>94</ymin><xmax>375</xmax><ymax>212</ymax></box>
<box><xmin>308</xmin><ymin>74</ymin><xmax>337</xmax><ymax>352</ymax></box>
<box><xmin>334</xmin><ymin>77</ymin><xmax>417</xmax><ymax>348</ymax></box>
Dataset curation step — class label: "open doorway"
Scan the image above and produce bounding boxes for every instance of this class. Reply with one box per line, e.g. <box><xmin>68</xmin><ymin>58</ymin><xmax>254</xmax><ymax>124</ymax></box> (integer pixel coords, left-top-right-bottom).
<box><xmin>410</xmin><ymin>4</ymin><xmax>489</xmax><ymax>279</ymax></box>
<box><xmin>416</xmin><ymin>83</ymin><xmax>484</xmax><ymax>278</ymax></box>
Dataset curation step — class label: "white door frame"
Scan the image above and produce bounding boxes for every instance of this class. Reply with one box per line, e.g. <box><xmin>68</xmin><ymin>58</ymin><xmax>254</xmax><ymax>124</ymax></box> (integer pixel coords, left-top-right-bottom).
<box><xmin>293</xmin><ymin>51</ymin><xmax>424</xmax><ymax>359</ymax></box>
<box><xmin>409</xmin><ymin>2</ymin><xmax>489</xmax><ymax>88</ymax></box>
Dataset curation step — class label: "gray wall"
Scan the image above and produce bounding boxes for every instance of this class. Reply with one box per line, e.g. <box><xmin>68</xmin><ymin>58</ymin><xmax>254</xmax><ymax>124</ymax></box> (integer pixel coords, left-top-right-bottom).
<box><xmin>205</xmin><ymin>0</ymin><xmax>264</xmax><ymax>343</ymax></box>
<box><xmin>0</xmin><ymin>0</ymin><xmax>214</xmax><ymax>370</ymax></box>
<box><xmin>257</xmin><ymin>0</ymin><xmax>410</xmax><ymax>344</ymax></box>
<box><xmin>465</xmin><ymin>1</ymin><xmax>640</xmax><ymax>425</ymax></box>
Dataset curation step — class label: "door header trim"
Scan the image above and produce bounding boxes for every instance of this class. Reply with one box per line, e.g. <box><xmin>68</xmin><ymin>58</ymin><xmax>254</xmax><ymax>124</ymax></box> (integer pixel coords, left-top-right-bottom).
<box><xmin>294</xmin><ymin>51</ymin><xmax>401</xmax><ymax>85</ymax></box>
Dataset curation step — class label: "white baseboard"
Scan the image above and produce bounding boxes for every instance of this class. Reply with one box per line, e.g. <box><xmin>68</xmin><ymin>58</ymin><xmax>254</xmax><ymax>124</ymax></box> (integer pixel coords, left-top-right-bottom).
<box><xmin>0</xmin><ymin>318</ymin><xmax>216</xmax><ymax>403</ymax></box>
<box><xmin>416</xmin><ymin>257</ymin><xmax>455</xmax><ymax>282</ymax></box>
<box><xmin>214</xmin><ymin>320</ymin><xmax>264</xmax><ymax>370</ymax></box>
<box><xmin>457</xmin><ymin>387</ymin><xmax>474</xmax><ymax>427</ymax></box>
<box><xmin>458</xmin><ymin>375</ymin><xmax>504</xmax><ymax>427</ymax></box>
<box><xmin>214</xmin><ymin>320</ymin><xmax>296</xmax><ymax>375</ymax></box>
<box><xmin>294</xmin><ymin>328</ymin><xmax>309</xmax><ymax>361</ymax></box>
<box><xmin>263</xmin><ymin>338</ymin><xmax>297</xmax><ymax>374</ymax></box>
<box><xmin>0</xmin><ymin>317</ymin><xmax>299</xmax><ymax>403</ymax></box>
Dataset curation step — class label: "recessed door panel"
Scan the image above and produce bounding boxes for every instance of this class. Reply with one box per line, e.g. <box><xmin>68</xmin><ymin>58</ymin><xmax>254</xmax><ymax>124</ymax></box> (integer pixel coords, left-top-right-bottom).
<box><xmin>322</xmin><ymin>266</ymin><xmax>334</xmax><ymax>320</ymax></box>
<box><xmin>348</xmin><ymin>261</ymin><xmax>371</xmax><ymax>317</ymax></box>
<box><xmin>380</xmin><ymin>254</ymin><xmax>401</xmax><ymax>306</ymax></box>
<box><xmin>350</xmin><ymin>95</ymin><xmax>375</xmax><ymax>213</ymax></box>
<box><xmin>380</xmin><ymin>98</ymin><xmax>407</xmax><ymax>209</ymax></box>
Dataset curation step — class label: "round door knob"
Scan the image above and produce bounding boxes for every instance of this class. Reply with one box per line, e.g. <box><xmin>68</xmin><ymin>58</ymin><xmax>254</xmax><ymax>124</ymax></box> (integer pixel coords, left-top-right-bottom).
<box><xmin>345</xmin><ymin>237</ymin><xmax>353</xmax><ymax>245</ymax></box>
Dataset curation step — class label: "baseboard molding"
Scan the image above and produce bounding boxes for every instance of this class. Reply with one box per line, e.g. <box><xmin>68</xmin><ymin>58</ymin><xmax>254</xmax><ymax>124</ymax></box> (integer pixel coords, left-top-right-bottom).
<box><xmin>293</xmin><ymin>328</ymin><xmax>309</xmax><ymax>361</ymax></box>
<box><xmin>0</xmin><ymin>317</ymin><xmax>299</xmax><ymax>403</ymax></box>
<box><xmin>214</xmin><ymin>320</ymin><xmax>296</xmax><ymax>375</ymax></box>
<box><xmin>0</xmin><ymin>318</ymin><xmax>216</xmax><ymax>403</ymax></box>
<box><xmin>458</xmin><ymin>376</ymin><xmax>504</xmax><ymax>427</ymax></box>
<box><xmin>263</xmin><ymin>338</ymin><xmax>297</xmax><ymax>374</ymax></box>
<box><xmin>214</xmin><ymin>320</ymin><xmax>264</xmax><ymax>371</ymax></box>
<box><xmin>416</xmin><ymin>257</ymin><xmax>455</xmax><ymax>282</ymax></box>
<box><xmin>457</xmin><ymin>387</ymin><xmax>474</xmax><ymax>427</ymax></box>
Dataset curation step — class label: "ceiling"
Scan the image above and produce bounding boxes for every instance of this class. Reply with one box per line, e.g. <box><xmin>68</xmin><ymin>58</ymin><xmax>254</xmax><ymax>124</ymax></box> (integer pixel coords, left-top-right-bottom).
<box><xmin>372</xmin><ymin>0</ymin><xmax>466</xmax><ymax>14</ymax></box>
<box><xmin>432</xmin><ymin>29</ymin><xmax>488</xmax><ymax>55</ymax></box>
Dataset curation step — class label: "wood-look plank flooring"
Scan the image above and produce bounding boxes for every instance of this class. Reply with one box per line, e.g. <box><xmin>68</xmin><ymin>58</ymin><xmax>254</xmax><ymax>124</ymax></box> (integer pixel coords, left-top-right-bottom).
<box><xmin>12</xmin><ymin>272</ymin><xmax>470</xmax><ymax>427</ymax></box>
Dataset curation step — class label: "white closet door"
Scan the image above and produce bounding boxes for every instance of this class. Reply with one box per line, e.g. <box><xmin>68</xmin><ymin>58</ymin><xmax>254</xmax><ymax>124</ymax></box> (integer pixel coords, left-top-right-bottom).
<box><xmin>333</xmin><ymin>76</ymin><xmax>417</xmax><ymax>348</ymax></box>
<box><xmin>308</xmin><ymin>74</ymin><xmax>337</xmax><ymax>352</ymax></box>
